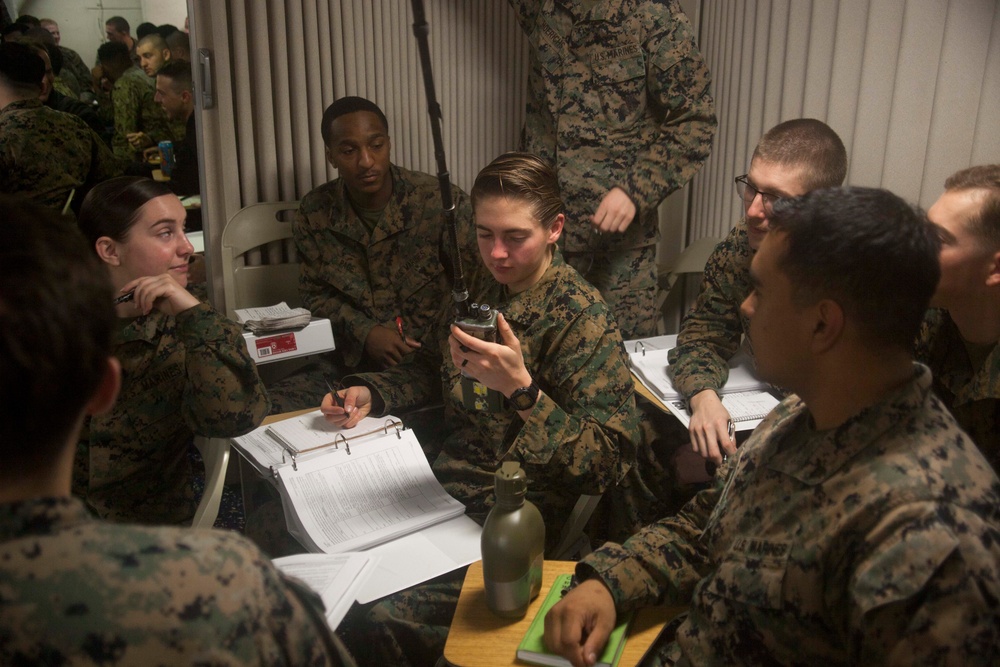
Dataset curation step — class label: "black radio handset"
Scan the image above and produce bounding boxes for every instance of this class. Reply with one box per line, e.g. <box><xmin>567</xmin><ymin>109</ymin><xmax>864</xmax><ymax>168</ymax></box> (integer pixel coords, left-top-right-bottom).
<box><xmin>411</xmin><ymin>0</ymin><xmax>503</xmax><ymax>411</ymax></box>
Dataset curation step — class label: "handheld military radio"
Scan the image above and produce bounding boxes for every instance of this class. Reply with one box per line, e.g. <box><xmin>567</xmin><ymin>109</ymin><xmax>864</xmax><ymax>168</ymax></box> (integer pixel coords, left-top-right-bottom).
<box><xmin>411</xmin><ymin>0</ymin><xmax>503</xmax><ymax>411</ymax></box>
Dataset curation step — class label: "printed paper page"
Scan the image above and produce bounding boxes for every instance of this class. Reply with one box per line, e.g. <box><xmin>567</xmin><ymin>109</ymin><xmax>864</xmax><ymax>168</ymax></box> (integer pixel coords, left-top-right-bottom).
<box><xmin>279</xmin><ymin>429</ymin><xmax>465</xmax><ymax>554</ymax></box>
<box><xmin>273</xmin><ymin>552</ymin><xmax>377</xmax><ymax>630</ymax></box>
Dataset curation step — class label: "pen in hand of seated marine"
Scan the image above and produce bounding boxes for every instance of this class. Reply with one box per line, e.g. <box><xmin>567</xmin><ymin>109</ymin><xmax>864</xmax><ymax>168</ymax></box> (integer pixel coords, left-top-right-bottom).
<box><xmin>320</xmin><ymin>382</ymin><xmax>375</xmax><ymax>429</ymax></box>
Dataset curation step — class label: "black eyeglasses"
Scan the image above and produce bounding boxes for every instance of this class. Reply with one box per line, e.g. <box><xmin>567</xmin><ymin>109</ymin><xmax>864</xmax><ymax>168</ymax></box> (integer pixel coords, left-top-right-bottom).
<box><xmin>735</xmin><ymin>175</ymin><xmax>783</xmax><ymax>215</ymax></box>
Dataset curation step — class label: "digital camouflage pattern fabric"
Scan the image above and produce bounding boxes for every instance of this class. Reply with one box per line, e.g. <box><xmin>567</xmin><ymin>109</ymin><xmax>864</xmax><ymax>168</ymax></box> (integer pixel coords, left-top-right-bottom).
<box><xmin>0</xmin><ymin>98</ymin><xmax>121</xmax><ymax>211</ymax></box>
<box><xmin>578</xmin><ymin>364</ymin><xmax>1000</xmax><ymax>665</ymax></box>
<box><xmin>59</xmin><ymin>45</ymin><xmax>94</xmax><ymax>101</ymax></box>
<box><xmin>0</xmin><ymin>497</ymin><xmax>353</xmax><ymax>666</ymax></box>
<box><xmin>669</xmin><ymin>220</ymin><xmax>752</xmax><ymax>399</ymax></box>
<box><xmin>109</xmin><ymin>65</ymin><xmax>172</xmax><ymax>160</ymax></box>
<box><xmin>339</xmin><ymin>252</ymin><xmax>644</xmax><ymax>666</ymax></box>
<box><xmin>509</xmin><ymin>0</ymin><xmax>716</xmax><ymax>337</ymax></box>
<box><xmin>295</xmin><ymin>163</ymin><xmax>477</xmax><ymax>371</ymax></box>
<box><xmin>74</xmin><ymin>300</ymin><xmax>269</xmax><ymax>525</ymax></box>
<box><xmin>916</xmin><ymin>307</ymin><xmax>1000</xmax><ymax>472</ymax></box>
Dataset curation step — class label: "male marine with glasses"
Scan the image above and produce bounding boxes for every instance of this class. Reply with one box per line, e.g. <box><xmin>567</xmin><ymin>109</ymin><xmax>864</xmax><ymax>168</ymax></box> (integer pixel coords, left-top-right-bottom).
<box><xmin>669</xmin><ymin>118</ymin><xmax>847</xmax><ymax>466</ymax></box>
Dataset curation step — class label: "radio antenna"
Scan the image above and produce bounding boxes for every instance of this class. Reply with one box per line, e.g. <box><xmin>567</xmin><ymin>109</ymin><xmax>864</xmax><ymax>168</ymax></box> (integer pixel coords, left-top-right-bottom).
<box><xmin>410</xmin><ymin>0</ymin><xmax>470</xmax><ymax>318</ymax></box>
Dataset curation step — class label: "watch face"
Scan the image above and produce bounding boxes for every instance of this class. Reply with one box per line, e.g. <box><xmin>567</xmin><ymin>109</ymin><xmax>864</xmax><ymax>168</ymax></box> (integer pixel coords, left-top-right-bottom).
<box><xmin>509</xmin><ymin>384</ymin><xmax>539</xmax><ymax>410</ymax></box>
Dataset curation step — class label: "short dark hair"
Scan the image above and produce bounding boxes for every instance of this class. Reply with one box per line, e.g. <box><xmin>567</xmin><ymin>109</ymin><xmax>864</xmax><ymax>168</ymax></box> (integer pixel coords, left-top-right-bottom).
<box><xmin>10</xmin><ymin>36</ymin><xmax>61</xmax><ymax>76</ymax></box>
<box><xmin>13</xmin><ymin>14</ymin><xmax>41</xmax><ymax>28</ymax></box>
<box><xmin>156</xmin><ymin>24</ymin><xmax>180</xmax><ymax>39</ymax></box>
<box><xmin>944</xmin><ymin>164</ymin><xmax>1000</xmax><ymax>249</ymax></box>
<box><xmin>0</xmin><ymin>41</ymin><xmax>43</xmax><ymax>94</ymax></box>
<box><xmin>136</xmin><ymin>21</ymin><xmax>157</xmax><ymax>40</ymax></box>
<box><xmin>157</xmin><ymin>59</ymin><xmax>192</xmax><ymax>92</ymax></box>
<box><xmin>106</xmin><ymin>16</ymin><xmax>130</xmax><ymax>34</ymax></box>
<box><xmin>166</xmin><ymin>30</ymin><xmax>190</xmax><ymax>58</ymax></box>
<box><xmin>97</xmin><ymin>40</ymin><xmax>130</xmax><ymax>67</ymax></box>
<box><xmin>137</xmin><ymin>33</ymin><xmax>168</xmax><ymax>52</ymax></box>
<box><xmin>472</xmin><ymin>152</ymin><xmax>563</xmax><ymax>230</ymax></box>
<box><xmin>321</xmin><ymin>96</ymin><xmax>389</xmax><ymax>145</ymax></box>
<box><xmin>768</xmin><ymin>186</ymin><xmax>939</xmax><ymax>350</ymax></box>
<box><xmin>78</xmin><ymin>176</ymin><xmax>175</xmax><ymax>248</ymax></box>
<box><xmin>0</xmin><ymin>197</ymin><xmax>115</xmax><ymax>473</ymax></box>
<box><xmin>753</xmin><ymin>119</ymin><xmax>848</xmax><ymax>191</ymax></box>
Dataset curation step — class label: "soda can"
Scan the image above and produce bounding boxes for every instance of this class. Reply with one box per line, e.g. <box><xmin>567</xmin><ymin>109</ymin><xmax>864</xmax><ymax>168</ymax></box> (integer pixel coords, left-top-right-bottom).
<box><xmin>158</xmin><ymin>141</ymin><xmax>175</xmax><ymax>177</ymax></box>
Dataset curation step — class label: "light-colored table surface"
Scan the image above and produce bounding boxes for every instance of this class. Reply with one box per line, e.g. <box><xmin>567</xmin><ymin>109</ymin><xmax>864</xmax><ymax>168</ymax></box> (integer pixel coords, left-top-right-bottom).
<box><xmin>443</xmin><ymin>560</ymin><xmax>682</xmax><ymax>667</ymax></box>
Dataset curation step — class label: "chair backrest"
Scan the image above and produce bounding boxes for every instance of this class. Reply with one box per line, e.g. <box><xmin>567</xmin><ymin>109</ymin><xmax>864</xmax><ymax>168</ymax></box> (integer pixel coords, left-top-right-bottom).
<box><xmin>220</xmin><ymin>201</ymin><xmax>301</xmax><ymax>320</ymax></box>
<box><xmin>656</xmin><ymin>235</ymin><xmax>723</xmax><ymax>334</ymax></box>
<box><xmin>191</xmin><ymin>436</ymin><xmax>230</xmax><ymax>528</ymax></box>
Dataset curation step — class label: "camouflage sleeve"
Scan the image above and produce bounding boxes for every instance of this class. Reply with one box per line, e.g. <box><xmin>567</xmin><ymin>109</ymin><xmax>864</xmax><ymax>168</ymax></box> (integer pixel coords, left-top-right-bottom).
<box><xmin>670</xmin><ymin>226</ymin><xmax>748</xmax><ymax>399</ymax></box>
<box><xmin>506</xmin><ymin>0</ymin><xmax>539</xmax><ymax>31</ymax></box>
<box><xmin>142</xmin><ymin>96</ymin><xmax>174</xmax><ymax>145</ymax></box>
<box><xmin>619</xmin><ymin>2</ymin><xmax>716</xmax><ymax>213</ymax></box>
<box><xmin>174</xmin><ymin>302</ymin><xmax>270</xmax><ymax>436</ymax></box>
<box><xmin>577</xmin><ymin>479</ymin><xmax>723</xmax><ymax>610</ymax></box>
<box><xmin>847</xmin><ymin>504</ymin><xmax>1000</xmax><ymax>664</ymax></box>
<box><xmin>111</xmin><ymin>78</ymin><xmax>142</xmax><ymax>159</ymax></box>
<box><xmin>88</xmin><ymin>127</ymin><xmax>125</xmax><ymax>183</ymax></box>
<box><xmin>294</xmin><ymin>203</ymin><xmax>381</xmax><ymax>369</ymax></box>
<box><xmin>511</xmin><ymin>303</ymin><xmax>639</xmax><ymax>496</ymax></box>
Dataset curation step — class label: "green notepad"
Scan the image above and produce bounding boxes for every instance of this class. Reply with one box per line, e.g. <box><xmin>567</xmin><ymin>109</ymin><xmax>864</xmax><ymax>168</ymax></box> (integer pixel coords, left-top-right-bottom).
<box><xmin>516</xmin><ymin>574</ymin><xmax>632</xmax><ymax>667</ymax></box>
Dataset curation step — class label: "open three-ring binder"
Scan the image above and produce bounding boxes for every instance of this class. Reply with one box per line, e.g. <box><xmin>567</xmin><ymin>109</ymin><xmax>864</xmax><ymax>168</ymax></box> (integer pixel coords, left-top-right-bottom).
<box><xmin>627</xmin><ymin>334</ymin><xmax>781</xmax><ymax>431</ymax></box>
<box><xmin>232</xmin><ymin>410</ymin><xmax>476</xmax><ymax>571</ymax></box>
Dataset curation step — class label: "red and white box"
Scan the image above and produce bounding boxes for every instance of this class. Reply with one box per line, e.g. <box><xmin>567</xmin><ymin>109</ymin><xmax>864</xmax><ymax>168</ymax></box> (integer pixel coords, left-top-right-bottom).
<box><xmin>241</xmin><ymin>317</ymin><xmax>335</xmax><ymax>364</ymax></box>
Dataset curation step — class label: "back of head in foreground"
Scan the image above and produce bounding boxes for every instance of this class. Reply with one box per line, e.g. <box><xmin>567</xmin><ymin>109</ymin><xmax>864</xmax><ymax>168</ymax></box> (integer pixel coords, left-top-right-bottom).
<box><xmin>0</xmin><ymin>197</ymin><xmax>114</xmax><ymax>494</ymax></box>
<box><xmin>766</xmin><ymin>186</ymin><xmax>939</xmax><ymax>354</ymax></box>
<box><xmin>0</xmin><ymin>198</ymin><xmax>351</xmax><ymax>664</ymax></box>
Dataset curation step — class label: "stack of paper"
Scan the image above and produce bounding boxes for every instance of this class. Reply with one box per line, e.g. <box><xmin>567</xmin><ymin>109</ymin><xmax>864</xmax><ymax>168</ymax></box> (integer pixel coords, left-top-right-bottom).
<box><xmin>235</xmin><ymin>302</ymin><xmax>312</xmax><ymax>333</ymax></box>
<box><xmin>626</xmin><ymin>335</ymin><xmax>780</xmax><ymax>431</ymax></box>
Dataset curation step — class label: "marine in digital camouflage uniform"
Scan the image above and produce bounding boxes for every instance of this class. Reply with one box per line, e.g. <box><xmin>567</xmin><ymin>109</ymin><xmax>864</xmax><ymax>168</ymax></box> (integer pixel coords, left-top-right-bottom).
<box><xmin>110</xmin><ymin>65</ymin><xmax>173</xmax><ymax>159</ymax></box>
<box><xmin>508</xmin><ymin>0</ymin><xmax>717</xmax><ymax>339</ymax></box>
<box><xmin>914</xmin><ymin>165</ymin><xmax>1000</xmax><ymax>474</ymax></box>
<box><xmin>74</xmin><ymin>297</ymin><xmax>270</xmax><ymax>525</ymax></box>
<box><xmin>295</xmin><ymin>163</ymin><xmax>476</xmax><ymax>373</ymax></box>
<box><xmin>0</xmin><ymin>498</ymin><xmax>354</xmax><ymax>666</ymax></box>
<box><xmin>60</xmin><ymin>44</ymin><xmax>96</xmax><ymax>102</ymax></box>
<box><xmin>0</xmin><ymin>98</ymin><xmax>121</xmax><ymax>211</ymax></box>
<box><xmin>547</xmin><ymin>188</ymin><xmax>1000</xmax><ymax>666</ymax></box>
<box><xmin>668</xmin><ymin>119</ymin><xmax>847</xmax><ymax>465</ymax></box>
<box><xmin>576</xmin><ymin>366</ymin><xmax>1000</xmax><ymax>665</ymax></box>
<box><xmin>338</xmin><ymin>252</ymin><xmax>646</xmax><ymax>666</ymax></box>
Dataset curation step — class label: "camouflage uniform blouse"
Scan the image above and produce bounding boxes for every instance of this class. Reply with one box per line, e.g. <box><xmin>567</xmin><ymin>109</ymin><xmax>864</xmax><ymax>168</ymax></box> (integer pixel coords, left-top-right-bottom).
<box><xmin>578</xmin><ymin>364</ymin><xmax>1000</xmax><ymax>665</ymax></box>
<box><xmin>0</xmin><ymin>497</ymin><xmax>351</xmax><ymax>666</ymax></box>
<box><xmin>295</xmin><ymin>164</ymin><xmax>476</xmax><ymax>371</ymax></box>
<box><xmin>349</xmin><ymin>253</ymin><xmax>642</xmax><ymax>548</ymax></box>
<box><xmin>915</xmin><ymin>308</ymin><xmax>1000</xmax><ymax>472</ymax></box>
<box><xmin>509</xmin><ymin>0</ymin><xmax>716</xmax><ymax>253</ymax></box>
<box><xmin>75</xmin><ymin>301</ymin><xmax>269</xmax><ymax>525</ymax></box>
<box><xmin>109</xmin><ymin>66</ymin><xmax>173</xmax><ymax>160</ymax></box>
<box><xmin>669</xmin><ymin>221</ymin><xmax>752</xmax><ymax>399</ymax></box>
<box><xmin>0</xmin><ymin>98</ymin><xmax>121</xmax><ymax>211</ymax></box>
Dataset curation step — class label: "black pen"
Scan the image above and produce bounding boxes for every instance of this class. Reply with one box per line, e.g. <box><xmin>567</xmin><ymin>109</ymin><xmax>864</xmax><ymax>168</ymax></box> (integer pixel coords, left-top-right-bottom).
<box><xmin>325</xmin><ymin>378</ymin><xmax>345</xmax><ymax>408</ymax></box>
<box><xmin>113</xmin><ymin>289</ymin><xmax>136</xmax><ymax>305</ymax></box>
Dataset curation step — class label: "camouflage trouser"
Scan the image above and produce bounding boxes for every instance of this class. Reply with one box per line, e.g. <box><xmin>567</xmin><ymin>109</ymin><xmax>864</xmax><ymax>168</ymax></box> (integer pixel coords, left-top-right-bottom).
<box><xmin>337</xmin><ymin>568</ymin><xmax>466</xmax><ymax>667</ymax></box>
<box><xmin>565</xmin><ymin>244</ymin><xmax>658</xmax><ymax>340</ymax></box>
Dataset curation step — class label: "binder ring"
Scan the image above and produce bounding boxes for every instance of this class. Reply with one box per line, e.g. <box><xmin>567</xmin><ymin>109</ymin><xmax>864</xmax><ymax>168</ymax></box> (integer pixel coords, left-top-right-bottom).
<box><xmin>635</xmin><ymin>340</ymin><xmax>645</xmax><ymax>356</ymax></box>
<box><xmin>334</xmin><ymin>432</ymin><xmax>350</xmax><ymax>455</ymax></box>
<box><xmin>384</xmin><ymin>419</ymin><xmax>403</xmax><ymax>439</ymax></box>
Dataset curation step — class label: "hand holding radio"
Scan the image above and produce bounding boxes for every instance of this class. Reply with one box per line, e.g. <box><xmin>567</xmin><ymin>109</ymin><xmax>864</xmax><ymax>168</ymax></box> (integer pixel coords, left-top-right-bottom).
<box><xmin>450</xmin><ymin>312</ymin><xmax>531</xmax><ymax>398</ymax></box>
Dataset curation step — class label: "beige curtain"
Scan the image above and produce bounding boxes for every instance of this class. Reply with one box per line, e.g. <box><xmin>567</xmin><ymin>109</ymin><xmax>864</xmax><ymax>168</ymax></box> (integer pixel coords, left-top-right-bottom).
<box><xmin>688</xmin><ymin>0</ymin><xmax>1000</xmax><ymax>241</ymax></box>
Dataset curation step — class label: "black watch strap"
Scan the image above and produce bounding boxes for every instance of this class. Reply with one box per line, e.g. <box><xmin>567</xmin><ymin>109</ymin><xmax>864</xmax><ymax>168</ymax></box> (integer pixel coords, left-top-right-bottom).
<box><xmin>507</xmin><ymin>381</ymin><xmax>540</xmax><ymax>411</ymax></box>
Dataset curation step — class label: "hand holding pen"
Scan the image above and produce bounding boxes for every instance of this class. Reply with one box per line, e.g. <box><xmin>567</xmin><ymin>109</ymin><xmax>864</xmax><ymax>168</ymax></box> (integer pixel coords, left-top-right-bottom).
<box><xmin>320</xmin><ymin>379</ymin><xmax>373</xmax><ymax>429</ymax></box>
